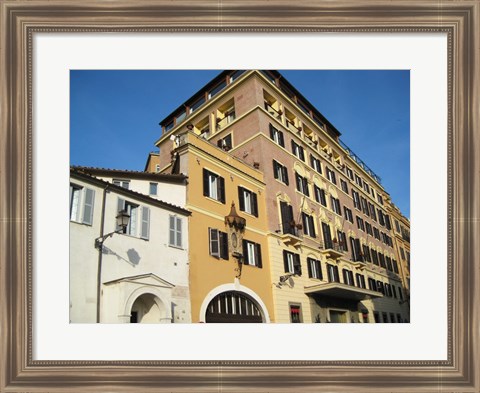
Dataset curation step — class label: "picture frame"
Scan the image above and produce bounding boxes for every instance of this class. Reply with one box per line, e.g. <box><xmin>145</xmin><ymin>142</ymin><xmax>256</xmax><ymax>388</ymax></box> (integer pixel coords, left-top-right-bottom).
<box><xmin>1</xmin><ymin>0</ymin><xmax>478</xmax><ymax>391</ymax></box>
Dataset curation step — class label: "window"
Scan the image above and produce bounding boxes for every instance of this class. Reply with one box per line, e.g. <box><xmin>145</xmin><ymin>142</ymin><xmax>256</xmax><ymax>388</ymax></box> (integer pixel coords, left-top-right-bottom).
<box><xmin>342</xmin><ymin>269</ymin><xmax>354</xmax><ymax>286</ymax></box>
<box><xmin>368</xmin><ymin>278</ymin><xmax>377</xmax><ymax>291</ymax></box>
<box><xmin>340</xmin><ymin>179</ymin><xmax>348</xmax><ymax>193</ymax></box>
<box><xmin>378</xmin><ymin>209</ymin><xmax>386</xmax><ymax>226</ymax></box>
<box><xmin>149</xmin><ymin>182</ymin><xmax>158</xmax><ymax>195</ymax></box>
<box><xmin>344</xmin><ymin>207</ymin><xmax>353</xmax><ymax>223</ymax></box>
<box><xmin>385</xmin><ymin>284</ymin><xmax>392</xmax><ymax>297</ymax></box>
<box><xmin>291</xmin><ymin>140</ymin><xmax>305</xmax><ymax>161</ymax></box>
<box><xmin>189</xmin><ymin>95</ymin><xmax>206</xmax><ymax>113</ymax></box>
<box><xmin>373</xmin><ymin>227</ymin><xmax>381</xmax><ymax>240</ymax></box>
<box><xmin>322</xmin><ymin>222</ymin><xmax>334</xmax><ymax>250</ymax></box>
<box><xmin>327</xmin><ymin>264</ymin><xmax>340</xmax><ymax>283</ymax></box>
<box><xmin>310</xmin><ymin>155</ymin><xmax>322</xmax><ymax>174</ymax></box>
<box><xmin>117</xmin><ymin>199</ymin><xmax>150</xmax><ymax>240</ymax></box>
<box><xmin>397</xmin><ymin>314</ymin><xmax>402</xmax><ymax>323</ymax></box>
<box><xmin>392</xmin><ymin>285</ymin><xmax>397</xmax><ymax>298</ymax></box>
<box><xmin>269</xmin><ymin>124</ymin><xmax>284</xmax><ymax>147</ymax></box>
<box><xmin>398</xmin><ymin>287</ymin><xmax>403</xmax><ymax>300</ymax></box>
<box><xmin>371</xmin><ymin>249</ymin><xmax>379</xmax><ymax>265</ymax></box>
<box><xmin>346</xmin><ymin>167</ymin><xmax>354</xmax><ymax>180</ymax></box>
<box><xmin>273</xmin><ymin>160</ymin><xmax>289</xmax><ymax>185</ymax></box>
<box><xmin>208</xmin><ymin>79</ymin><xmax>227</xmax><ymax>98</ymax></box>
<box><xmin>295</xmin><ymin>173</ymin><xmax>309</xmax><ymax>196</ymax></box>
<box><xmin>330</xmin><ymin>197</ymin><xmax>341</xmax><ymax>215</ymax></box>
<box><xmin>378</xmin><ymin>194</ymin><xmax>384</xmax><ymax>205</ymax></box>
<box><xmin>337</xmin><ymin>230</ymin><xmax>348</xmax><ymax>252</ymax></box>
<box><xmin>374</xmin><ymin>312</ymin><xmax>380</xmax><ymax>323</ymax></box>
<box><xmin>314</xmin><ymin>186</ymin><xmax>327</xmax><ymax>206</ymax></box>
<box><xmin>377</xmin><ymin>281</ymin><xmax>385</xmax><ymax>295</ymax></box>
<box><xmin>283</xmin><ymin>250</ymin><xmax>301</xmax><ymax>275</ymax></box>
<box><xmin>365</xmin><ymin>222</ymin><xmax>373</xmax><ymax>235</ymax></box>
<box><xmin>169</xmin><ymin>215</ymin><xmax>182</xmax><ymax>247</ymax></box>
<box><xmin>363</xmin><ymin>182</ymin><xmax>370</xmax><ymax>193</ymax></box>
<box><xmin>378</xmin><ymin>253</ymin><xmax>386</xmax><ymax>268</ymax></box>
<box><xmin>307</xmin><ymin>258</ymin><xmax>322</xmax><ymax>279</ymax></box>
<box><xmin>352</xmin><ymin>190</ymin><xmax>361</xmax><ymax>210</ymax></box>
<box><xmin>385</xmin><ymin>256</ymin><xmax>393</xmax><ymax>271</ymax></box>
<box><xmin>382</xmin><ymin>312</ymin><xmax>389</xmax><ymax>323</ymax></box>
<box><xmin>354</xmin><ymin>174</ymin><xmax>363</xmax><ymax>187</ymax></box>
<box><xmin>390</xmin><ymin>313</ymin><xmax>396</xmax><ymax>323</ymax></box>
<box><xmin>69</xmin><ymin>184</ymin><xmax>95</xmax><ymax>225</ymax></box>
<box><xmin>155</xmin><ymin>164</ymin><xmax>160</xmax><ymax>173</ymax></box>
<box><xmin>203</xmin><ymin>169</ymin><xmax>226</xmax><ymax>203</ymax></box>
<box><xmin>290</xmin><ymin>305</ymin><xmax>302</xmax><ymax>323</ymax></box>
<box><xmin>326</xmin><ymin>167</ymin><xmax>337</xmax><ymax>184</ymax></box>
<box><xmin>113</xmin><ymin>179</ymin><xmax>130</xmax><ymax>189</ymax></box>
<box><xmin>356</xmin><ymin>216</ymin><xmax>365</xmax><ymax>231</ymax></box>
<box><xmin>361</xmin><ymin>197</ymin><xmax>369</xmax><ymax>216</ymax></box>
<box><xmin>400</xmin><ymin>247</ymin><xmax>406</xmax><ymax>260</ymax></box>
<box><xmin>216</xmin><ymin>101</ymin><xmax>235</xmax><ymax>130</ymax></box>
<box><xmin>371</xmin><ymin>188</ymin><xmax>376</xmax><ymax>198</ymax></box>
<box><xmin>395</xmin><ymin>219</ymin><xmax>401</xmax><ymax>232</ymax></box>
<box><xmin>349</xmin><ymin>237</ymin><xmax>363</xmax><ymax>262</ymax></box>
<box><xmin>362</xmin><ymin>244</ymin><xmax>371</xmax><ymax>262</ymax></box>
<box><xmin>242</xmin><ymin>240</ymin><xmax>262</xmax><ymax>267</ymax></box>
<box><xmin>217</xmin><ymin>134</ymin><xmax>233</xmax><ymax>151</ymax></box>
<box><xmin>209</xmin><ymin>228</ymin><xmax>229</xmax><ymax>260</ymax></box>
<box><xmin>238</xmin><ymin>187</ymin><xmax>258</xmax><ymax>217</ymax></box>
<box><xmin>369</xmin><ymin>203</ymin><xmax>377</xmax><ymax>221</ymax></box>
<box><xmin>356</xmin><ymin>273</ymin><xmax>366</xmax><ymax>288</ymax></box>
<box><xmin>280</xmin><ymin>201</ymin><xmax>296</xmax><ymax>235</ymax></box>
<box><xmin>301</xmin><ymin>213</ymin><xmax>316</xmax><ymax>238</ymax></box>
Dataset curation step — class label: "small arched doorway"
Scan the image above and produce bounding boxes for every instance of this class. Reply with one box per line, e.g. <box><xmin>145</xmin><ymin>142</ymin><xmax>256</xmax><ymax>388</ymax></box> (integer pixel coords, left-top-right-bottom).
<box><xmin>130</xmin><ymin>293</ymin><xmax>162</xmax><ymax>323</ymax></box>
<box><xmin>205</xmin><ymin>291</ymin><xmax>263</xmax><ymax>323</ymax></box>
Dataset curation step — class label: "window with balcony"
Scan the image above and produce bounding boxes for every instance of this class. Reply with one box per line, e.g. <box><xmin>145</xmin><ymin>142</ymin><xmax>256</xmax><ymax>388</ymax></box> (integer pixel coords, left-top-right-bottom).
<box><xmin>280</xmin><ymin>201</ymin><xmax>298</xmax><ymax>236</ymax></box>
<box><xmin>283</xmin><ymin>250</ymin><xmax>302</xmax><ymax>275</ymax></box>
<box><xmin>295</xmin><ymin>173</ymin><xmax>309</xmax><ymax>196</ymax></box>
<box><xmin>273</xmin><ymin>160</ymin><xmax>289</xmax><ymax>185</ymax></box>
<box><xmin>269</xmin><ymin>124</ymin><xmax>285</xmax><ymax>147</ymax></box>
<box><xmin>209</xmin><ymin>228</ymin><xmax>229</xmax><ymax>260</ymax></box>
<box><xmin>264</xmin><ymin>90</ymin><xmax>282</xmax><ymax>120</ymax></box>
<box><xmin>307</xmin><ymin>258</ymin><xmax>322</xmax><ymax>279</ymax></box>
<box><xmin>301</xmin><ymin>213</ymin><xmax>316</xmax><ymax>238</ymax></box>
<box><xmin>203</xmin><ymin>169</ymin><xmax>226</xmax><ymax>203</ymax></box>
<box><xmin>238</xmin><ymin>186</ymin><xmax>258</xmax><ymax>217</ymax></box>
<box><xmin>242</xmin><ymin>240</ymin><xmax>262</xmax><ymax>267</ymax></box>
<box><xmin>216</xmin><ymin>99</ymin><xmax>235</xmax><ymax>131</ymax></box>
<box><xmin>314</xmin><ymin>185</ymin><xmax>327</xmax><ymax>206</ymax></box>
<box><xmin>291</xmin><ymin>140</ymin><xmax>305</xmax><ymax>161</ymax></box>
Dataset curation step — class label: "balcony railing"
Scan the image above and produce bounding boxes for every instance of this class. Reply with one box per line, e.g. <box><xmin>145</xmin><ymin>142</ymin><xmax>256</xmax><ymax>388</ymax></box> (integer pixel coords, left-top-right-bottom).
<box><xmin>264</xmin><ymin>102</ymin><xmax>282</xmax><ymax>120</ymax></box>
<box><xmin>216</xmin><ymin>111</ymin><xmax>236</xmax><ymax>130</ymax></box>
<box><xmin>339</xmin><ymin>140</ymin><xmax>382</xmax><ymax>184</ymax></box>
<box><xmin>286</xmin><ymin>118</ymin><xmax>301</xmax><ymax>133</ymax></box>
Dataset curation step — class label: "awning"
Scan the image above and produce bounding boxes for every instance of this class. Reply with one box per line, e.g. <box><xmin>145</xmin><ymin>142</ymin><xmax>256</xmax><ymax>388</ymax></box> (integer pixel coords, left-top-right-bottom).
<box><xmin>304</xmin><ymin>282</ymin><xmax>383</xmax><ymax>301</ymax></box>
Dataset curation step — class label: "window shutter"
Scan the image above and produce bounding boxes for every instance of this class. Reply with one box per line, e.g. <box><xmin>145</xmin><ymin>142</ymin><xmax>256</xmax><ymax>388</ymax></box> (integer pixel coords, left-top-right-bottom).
<box><xmin>291</xmin><ymin>140</ymin><xmax>296</xmax><ymax>154</ymax></box>
<box><xmin>294</xmin><ymin>254</ymin><xmax>302</xmax><ymax>275</ymax></box>
<box><xmin>251</xmin><ymin>192</ymin><xmax>258</xmax><ymax>217</ymax></box>
<box><xmin>300</xmin><ymin>147</ymin><xmax>305</xmax><ymax>161</ymax></box>
<box><xmin>209</xmin><ymin>228</ymin><xmax>220</xmax><ymax>258</ymax></box>
<box><xmin>255</xmin><ymin>243</ymin><xmax>262</xmax><ymax>268</ymax></box>
<box><xmin>283</xmin><ymin>166</ymin><xmax>289</xmax><ymax>185</ymax></box>
<box><xmin>82</xmin><ymin>188</ymin><xmax>95</xmax><ymax>225</ymax></box>
<box><xmin>218</xmin><ymin>176</ymin><xmax>225</xmax><ymax>203</ymax></box>
<box><xmin>307</xmin><ymin>258</ymin><xmax>313</xmax><ymax>278</ymax></box>
<box><xmin>202</xmin><ymin>169</ymin><xmax>209</xmax><ymax>196</ymax></box>
<box><xmin>242</xmin><ymin>239</ymin><xmax>249</xmax><ymax>265</ymax></box>
<box><xmin>310</xmin><ymin>154</ymin><xmax>314</xmax><ymax>168</ymax></box>
<box><xmin>342</xmin><ymin>269</ymin><xmax>348</xmax><ymax>284</ymax></box>
<box><xmin>334</xmin><ymin>266</ymin><xmax>340</xmax><ymax>282</ymax></box>
<box><xmin>175</xmin><ymin>217</ymin><xmax>182</xmax><ymax>247</ymax></box>
<box><xmin>140</xmin><ymin>206</ymin><xmax>150</xmax><ymax>240</ymax></box>
<box><xmin>238</xmin><ymin>187</ymin><xmax>245</xmax><ymax>211</ymax></box>
<box><xmin>169</xmin><ymin>215</ymin><xmax>176</xmax><ymax>246</ymax></box>
<box><xmin>220</xmin><ymin>232</ymin><xmax>229</xmax><ymax>260</ymax></box>
<box><xmin>283</xmin><ymin>250</ymin><xmax>290</xmax><ymax>273</ymax></box>
<box><xmin>309</xmin><ymin>215</ymin><xmax>316</xmax><ymax>237</ymax></box>
<box><xmin>217</xmin><ymin>139</ymin><xmax>223</xmax><ymax>148</ymax></box>
<box><xmin>304</xmin><ymin>178</ymin><xmax>310</xmax><ymax>197</ymax></box>
<box><xmin>116</xmin><ymin>197</ymin><xmax>125</xmax><ymax>230</ymax></box>
<box><xmin>273</xmin><ymin>160</ymin><xmax>278</xmax><ymax>179</ymax></box>
<box><xmin>269</xmin><ymin>124</ymin><xmax>275</xmax><ymax>139</ymax></box>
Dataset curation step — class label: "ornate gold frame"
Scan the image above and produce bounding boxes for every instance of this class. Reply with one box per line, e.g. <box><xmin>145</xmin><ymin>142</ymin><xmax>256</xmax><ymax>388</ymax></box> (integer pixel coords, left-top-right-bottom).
<box><xmin>1</xmin><ymin>1</ymin><xmax>478</xmax><ymax>391</ymax></box>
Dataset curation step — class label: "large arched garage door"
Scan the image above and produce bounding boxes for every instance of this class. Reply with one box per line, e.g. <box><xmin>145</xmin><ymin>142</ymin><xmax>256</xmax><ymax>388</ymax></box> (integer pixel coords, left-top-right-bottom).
<box><xmin>206</xmin><ymin>291</ymin><xmax>263</xmax><ymax>323</ymax></box>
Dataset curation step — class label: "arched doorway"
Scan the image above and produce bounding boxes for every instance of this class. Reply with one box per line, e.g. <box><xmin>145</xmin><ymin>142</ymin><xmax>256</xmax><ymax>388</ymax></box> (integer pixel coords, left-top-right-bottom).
<box><xmin>130</xmin><ymin>293</ymin><xmax>162</xmax><ymax>323</ymax></box>
<box><xmin>205</xmin><ymin>291</ymin><xmax>263</xmax><ymax>323</ymax></box>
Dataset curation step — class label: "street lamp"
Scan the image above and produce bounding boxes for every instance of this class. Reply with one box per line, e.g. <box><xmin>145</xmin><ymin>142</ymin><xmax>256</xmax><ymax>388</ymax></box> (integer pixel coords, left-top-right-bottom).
<box><xmin>94</xmin><ymin>208</ymin><xmax>130</xmax><ymax>323</ymax></box>
<box><xmin>94</xmin><ymin>209</ymin><xmax>130</xmax><ymax>249</ymax></box>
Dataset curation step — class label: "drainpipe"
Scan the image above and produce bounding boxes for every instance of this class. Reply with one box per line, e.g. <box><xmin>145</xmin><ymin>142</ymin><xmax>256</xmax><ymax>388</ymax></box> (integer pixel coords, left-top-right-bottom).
<box><xmin>96</xmin><ymin>184</ymin><xmax>109</xmax><ymax>323</ymax></box>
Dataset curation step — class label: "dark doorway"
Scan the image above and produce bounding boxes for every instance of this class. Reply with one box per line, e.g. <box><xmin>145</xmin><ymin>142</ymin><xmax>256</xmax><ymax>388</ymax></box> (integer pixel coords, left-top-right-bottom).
<box><xmin>205</xmin><ymin>291</ymin><xmax>263</xmax><ymax>323</ymax></box>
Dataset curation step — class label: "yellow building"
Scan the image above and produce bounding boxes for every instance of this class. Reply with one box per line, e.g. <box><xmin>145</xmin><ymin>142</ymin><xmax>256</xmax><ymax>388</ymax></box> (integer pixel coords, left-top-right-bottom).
<box><xmin>155</xmin><ymin>129</ymin><xmax>274</xmax><ymax>323</ymax></box>
<box><xmin>152</xmin><ymin>70</ymin><xmax>410</xmax><ymax>323</ymax></box>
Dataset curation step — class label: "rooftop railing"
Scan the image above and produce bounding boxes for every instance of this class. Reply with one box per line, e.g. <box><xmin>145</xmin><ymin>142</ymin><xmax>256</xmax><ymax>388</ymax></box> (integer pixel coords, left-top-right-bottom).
<box><xmin>339</xmin><ymin>140</ymin><xmax>382</xmax><ymax>184</ymax></box>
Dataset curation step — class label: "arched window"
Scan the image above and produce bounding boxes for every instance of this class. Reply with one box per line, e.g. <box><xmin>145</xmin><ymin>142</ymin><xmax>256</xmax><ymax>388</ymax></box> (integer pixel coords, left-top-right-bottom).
<box><xmin>206</xmin><ymin>291</ymin><xmax>263</xmax><ymax>323</ymax></box>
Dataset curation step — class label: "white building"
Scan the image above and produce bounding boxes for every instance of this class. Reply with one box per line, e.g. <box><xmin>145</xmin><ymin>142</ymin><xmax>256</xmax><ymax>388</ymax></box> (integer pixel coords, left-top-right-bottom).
<box><xmin>69</xmin><ymin>167</ymin><xmax>191</xmax><ymax>323</ymax></box>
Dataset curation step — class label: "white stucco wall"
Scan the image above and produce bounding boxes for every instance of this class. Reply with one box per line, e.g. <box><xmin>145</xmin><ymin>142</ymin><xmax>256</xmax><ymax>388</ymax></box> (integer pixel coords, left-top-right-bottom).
<box><xmin>69</xmin><ymin>175</ymin><xmax>190</xmax><ymax>323</ymax></box>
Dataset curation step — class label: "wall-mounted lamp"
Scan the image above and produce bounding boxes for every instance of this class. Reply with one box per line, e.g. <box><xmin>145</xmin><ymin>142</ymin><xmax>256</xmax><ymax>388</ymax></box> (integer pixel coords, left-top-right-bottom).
<box><xmin>94</xmin><ymin>209</ymin><xmax>130</xmax><ymax>249</ymax></box>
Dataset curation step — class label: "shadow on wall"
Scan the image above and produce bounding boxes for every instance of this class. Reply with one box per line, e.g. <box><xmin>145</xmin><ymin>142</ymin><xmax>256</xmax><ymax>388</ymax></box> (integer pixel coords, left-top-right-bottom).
<box><xmin>102</xmin><ymin>246</ymin><xmax>141</xmax><ymax>266</ymax></box>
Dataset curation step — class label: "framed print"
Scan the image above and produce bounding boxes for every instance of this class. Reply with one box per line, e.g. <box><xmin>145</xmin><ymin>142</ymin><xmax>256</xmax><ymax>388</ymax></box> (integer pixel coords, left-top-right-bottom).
<box><xmin>1</xmin><ymin>0</ymin><xmax>479</xmax><ymax>391</ymax></box>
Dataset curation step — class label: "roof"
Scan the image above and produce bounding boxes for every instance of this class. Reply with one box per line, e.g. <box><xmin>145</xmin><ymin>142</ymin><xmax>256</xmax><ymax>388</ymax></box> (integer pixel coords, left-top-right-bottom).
<box><xmin>70</xmin><ymin>168</ymin><xmax>191</xmax><ymax>216</ymax></box>
<box><xmin>72</xmin><ymin>165</ymin><xmax>187</xmax><ymax>184</ymax></box>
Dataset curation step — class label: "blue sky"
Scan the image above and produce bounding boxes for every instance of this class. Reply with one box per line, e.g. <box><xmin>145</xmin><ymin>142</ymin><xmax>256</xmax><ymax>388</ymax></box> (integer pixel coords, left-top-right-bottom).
<box><xmin>70</xmin><ymin>70</ymin><xmax>410</xmax><ymax>218</ymax></box>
